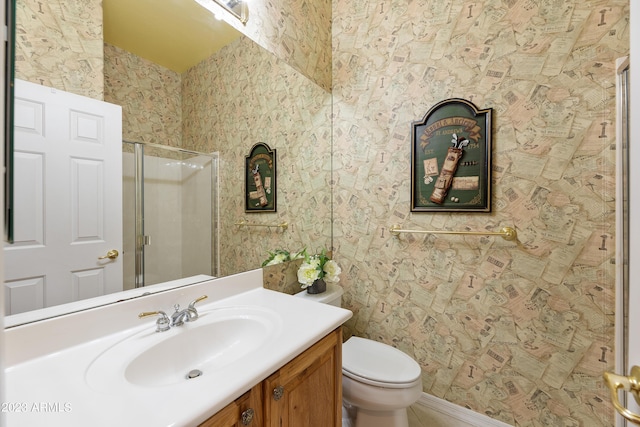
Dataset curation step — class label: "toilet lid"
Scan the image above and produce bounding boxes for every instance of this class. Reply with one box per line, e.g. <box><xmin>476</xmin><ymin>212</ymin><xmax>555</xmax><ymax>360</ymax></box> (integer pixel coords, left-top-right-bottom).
<box><xmin>342</xmin><ymin>337</ymin><xmax>421</xmax><ymax>386</ymax></box>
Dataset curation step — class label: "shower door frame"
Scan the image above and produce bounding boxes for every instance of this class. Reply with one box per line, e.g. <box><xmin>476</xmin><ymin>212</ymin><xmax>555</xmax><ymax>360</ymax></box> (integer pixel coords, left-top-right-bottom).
<box><xmin>615</xmin><ymin>55</ymin><xmax>630</xmax><ymax>427</ymax></box>
<box><xmin>125</xmin><ymin>141</ymin><xmax>219</xmax><ymax>289</ymax></box>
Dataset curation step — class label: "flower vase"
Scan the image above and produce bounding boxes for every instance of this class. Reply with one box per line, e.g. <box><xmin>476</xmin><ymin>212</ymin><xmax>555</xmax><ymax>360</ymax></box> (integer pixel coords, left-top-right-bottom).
<box><xmin>307</xmin><ymin>278</ymin><xmax>327</xmax><ymax>294</ymax></box>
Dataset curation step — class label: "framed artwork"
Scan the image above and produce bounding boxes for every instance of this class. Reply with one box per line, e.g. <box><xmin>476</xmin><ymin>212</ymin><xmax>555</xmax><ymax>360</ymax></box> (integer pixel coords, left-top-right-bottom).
<box><xmin>245</xmin><ymin>142</ymin><xmax>276</xmax><ymax>212</ymax></box>
<box><xmin>411</xmin><ymin>98</ymin><xmax>492</xmax><ymax>212</ymax></box>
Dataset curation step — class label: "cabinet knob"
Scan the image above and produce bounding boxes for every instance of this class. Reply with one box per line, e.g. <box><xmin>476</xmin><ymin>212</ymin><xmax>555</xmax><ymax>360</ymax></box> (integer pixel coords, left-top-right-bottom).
<box><xmin>241</xmin><ymin>408</ymin><xmax>255</xmax><ymax>425</ymax></box>
<box><xmin>273</xmin><ymin>385</ymin><xmax>284</xmax><ymax>401</ymax></box>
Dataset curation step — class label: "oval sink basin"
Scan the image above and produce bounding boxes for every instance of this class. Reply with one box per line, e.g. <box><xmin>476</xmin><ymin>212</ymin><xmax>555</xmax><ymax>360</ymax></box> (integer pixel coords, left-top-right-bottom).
<box><xmin>86</xmin><ymin>305</ymin><xmax>282</xmax><ymax>391</ymax></box>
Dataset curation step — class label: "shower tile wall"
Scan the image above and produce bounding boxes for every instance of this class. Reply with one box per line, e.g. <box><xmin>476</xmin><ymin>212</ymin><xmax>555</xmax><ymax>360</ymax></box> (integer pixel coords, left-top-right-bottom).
<box><xmin>332</xmin><ymin>0</ymin><xmax>629</xmax><ymax>425</ymax></box>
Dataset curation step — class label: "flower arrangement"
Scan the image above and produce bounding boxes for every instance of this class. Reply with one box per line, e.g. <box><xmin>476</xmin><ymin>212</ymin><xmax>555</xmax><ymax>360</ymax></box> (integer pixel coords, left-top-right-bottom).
<box><xmin>261</xmin><ymin>248</ymin><xmax>306</xmax><ymax>267</ymax></box>
<box><xmin>297</xmin><ymin>249</ymin><xmax>341</xmax><ymax>289</ymax></box>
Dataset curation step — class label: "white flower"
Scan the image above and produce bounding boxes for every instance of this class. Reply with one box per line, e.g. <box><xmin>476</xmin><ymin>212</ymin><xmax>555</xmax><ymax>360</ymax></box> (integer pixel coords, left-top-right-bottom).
<box><xmin>265</xmin><ymin>253</ymin><xmax>288</xmax><ymax>266</ymax></box>
<box><xmin>297</xmin><ymin>261</ymin><xmax>321</xmax><ymax>286</ymax></box>
<box><xmin>307</xmin><ymin>256</ymin><xmax>322</xmax><ymax>269</ymax></box>
<box><xmin>323</xmin><ymin>260</ymin><xmax>341</xmax><ymax>283</ymax></box>
<box><xmin>297</xmin><ymin>250</ymin><xmax>341</xmax><ymax>289</ymax></box>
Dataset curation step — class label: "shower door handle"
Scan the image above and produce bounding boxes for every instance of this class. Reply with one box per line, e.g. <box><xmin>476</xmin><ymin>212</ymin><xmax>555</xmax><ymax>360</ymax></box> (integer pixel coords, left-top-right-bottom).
<box><xmin>604</xmin><ymin>366</ymin><xmax>640</xmax><ymax>424</ymax></box>
<box><xmin>98</xmin><ymin>249</ymin><xmax>119</xmax><ymax>260</ymax></box>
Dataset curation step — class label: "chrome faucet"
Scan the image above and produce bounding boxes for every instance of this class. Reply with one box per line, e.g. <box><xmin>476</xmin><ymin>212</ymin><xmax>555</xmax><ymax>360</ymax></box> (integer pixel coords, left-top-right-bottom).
<box><xmin>170</xmin><ymin>295</ymin><xmax>208</xmax><ymax>326</ymax></box>
<box><xmin>139</xmin><ymin>295</ymin><xmax>208</xmax><ymax>331</ymax></box>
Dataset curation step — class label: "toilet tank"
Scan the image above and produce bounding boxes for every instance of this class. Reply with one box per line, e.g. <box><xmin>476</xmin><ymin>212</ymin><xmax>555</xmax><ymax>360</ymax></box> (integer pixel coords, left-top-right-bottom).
<box><xmin>294</xmin><ymin>283</ymin><xmax>343</xmax><ymax>307</ymax></box>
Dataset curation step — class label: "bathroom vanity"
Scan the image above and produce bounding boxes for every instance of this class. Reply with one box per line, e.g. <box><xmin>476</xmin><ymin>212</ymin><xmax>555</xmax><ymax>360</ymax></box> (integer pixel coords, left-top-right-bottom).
<box><xmin>201</xmin><ymin>328</ymin><xmax>342</xmax><ymax>426</ymax></box>
<box><xmin>4</xmin><ymin>269</ymin><xmax>351</xmax><ymax>426</ymax></box>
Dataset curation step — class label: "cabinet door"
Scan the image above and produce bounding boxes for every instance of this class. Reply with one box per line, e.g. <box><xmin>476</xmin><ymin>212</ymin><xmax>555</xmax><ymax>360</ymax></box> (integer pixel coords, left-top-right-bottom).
<box><xmin>264</xmin><ymin>328</ymin><xmax>342</xmax><ymax>427</ymax></box>
<box><xmin>199</xmin><ymin>384</ymin><xmax>263</xmax><ymax>427</ymax></box>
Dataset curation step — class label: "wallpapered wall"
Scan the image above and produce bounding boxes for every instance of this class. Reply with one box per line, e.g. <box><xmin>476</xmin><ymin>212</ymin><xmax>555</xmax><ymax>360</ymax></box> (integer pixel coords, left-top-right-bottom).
<box><xmin>14</xmin><ymin>0</ymin><xmax>331</xmax><ymax>95</ymax></box>
<box><xmin>104</xmin><ymin>35</ymin><xmax>333</xmax><ymax>278</ymax></box>
<box><xmin>15</xmin><ymin>0</ymin><xmax>632</xmax><ymax>424</ymax></box>
<box><xmin>15</xmin><ymin>0</ymin><xmax>104</xmax><ymax>99</ymax></box>
<box><xmin>223</xmin><ymin>0</ymin><xmax>332</xmax><ymax>91</ymax></box>
<box><xmin>332</xmin><ymin>0</ymin><xmax>628</xmax><ymax>425</ymax></box>
<box><xmin>104</xmin><ymin>41</ymin><xmax>332</xmax><ymax>279</ymax></box>
<box><xmin>104</xmin><ymin>44</ymin><xmax>182</xmax><ymax>147</ymax></box>
<box><xmin>181</xmin><ymin>36</ymin><xmax>332</xmax><ymax>276</ymax></box>
<box><xmin>15</xmin><ymin>0</ymin><xmax>333</xmax><ymax>278</ymax></box>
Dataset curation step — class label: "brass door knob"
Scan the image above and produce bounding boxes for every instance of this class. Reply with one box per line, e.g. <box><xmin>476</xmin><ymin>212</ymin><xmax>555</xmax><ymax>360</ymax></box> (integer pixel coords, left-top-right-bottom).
<box><xmin>604</xmin><ymin>366</ymin><xmax>640</xmax><ymax>424</ymax></box>
<box><xmin>98</xmin><ymin>249</ymin><xmax>119</xmax><ymax>260</ymax></box>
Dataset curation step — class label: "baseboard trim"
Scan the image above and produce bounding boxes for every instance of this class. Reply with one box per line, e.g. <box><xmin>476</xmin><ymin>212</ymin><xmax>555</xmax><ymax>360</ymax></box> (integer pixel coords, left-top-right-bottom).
<box><xmin>416</xmin><ymin>393</ymin><xmax>512</xmax><ymax>427</ymax></box>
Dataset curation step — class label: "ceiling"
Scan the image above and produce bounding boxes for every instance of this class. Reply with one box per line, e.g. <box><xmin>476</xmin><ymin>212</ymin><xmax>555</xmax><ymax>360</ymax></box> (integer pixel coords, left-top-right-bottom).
<box><xmin>103</xmin><ymin>0</ymin><xmax>242</xmax><ymax>73</ymax></box>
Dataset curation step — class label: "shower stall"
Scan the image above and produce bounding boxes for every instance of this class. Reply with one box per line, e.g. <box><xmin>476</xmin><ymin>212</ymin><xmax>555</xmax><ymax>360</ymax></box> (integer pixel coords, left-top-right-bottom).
<box><xmin>122</xmin><ymin>141</ymin><xmax>219</xmax><ymax>290</ymax></box>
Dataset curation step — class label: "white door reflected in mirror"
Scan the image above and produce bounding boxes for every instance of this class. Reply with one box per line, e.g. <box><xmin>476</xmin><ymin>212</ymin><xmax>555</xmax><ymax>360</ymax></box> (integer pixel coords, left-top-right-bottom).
<box><xmin>4</xmin><ymin>80</ymin><xmax>123</xmax><ymax>315</ymax></box>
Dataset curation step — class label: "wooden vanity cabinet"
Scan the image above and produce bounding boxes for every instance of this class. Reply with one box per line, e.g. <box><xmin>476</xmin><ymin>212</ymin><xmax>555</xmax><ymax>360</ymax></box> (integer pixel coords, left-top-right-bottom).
<box><xmin>198</xmin><ymin>327</ymin><xmax>342</xmax><ymax>427</ymax></box>
<box><xmin>199</xmin><ymin>384</ymin><xmax>263</xmax><ymax>427</ymax></box>
<box><xmin>264</xmin><ymin>327</ymin><xmax>342</xmax><ymax>427</ymax></box>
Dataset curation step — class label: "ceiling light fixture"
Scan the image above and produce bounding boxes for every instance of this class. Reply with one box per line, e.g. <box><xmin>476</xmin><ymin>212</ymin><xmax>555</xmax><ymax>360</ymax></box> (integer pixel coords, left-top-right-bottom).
<box><xmin>192</xmin><ymin>0</ymin><xmax>248</xmax><ymax>24</ymax></box>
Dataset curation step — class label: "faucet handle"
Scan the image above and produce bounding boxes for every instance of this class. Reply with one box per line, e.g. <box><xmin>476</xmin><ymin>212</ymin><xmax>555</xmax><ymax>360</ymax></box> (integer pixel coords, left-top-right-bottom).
<box><xmin>188</xmin><ymin>295</ymin><xmax>208</xmax><ymax>309</ymax></box>
<box><xmin>186</xmin><ymin>295</ymin><xmax>208</xmax><ymax>322</ymax></box>
<box><xmin>139</xmin><ymin>310</ymin><xmax>170</xmax><ymax>332</ymax></box>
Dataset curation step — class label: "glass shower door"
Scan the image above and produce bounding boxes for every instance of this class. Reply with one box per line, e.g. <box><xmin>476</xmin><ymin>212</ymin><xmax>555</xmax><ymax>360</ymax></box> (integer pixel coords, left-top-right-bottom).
<box><xmin>122</xmin><ymin>142</ymin><xmax>218</xmax><ymax>290</ymax></box>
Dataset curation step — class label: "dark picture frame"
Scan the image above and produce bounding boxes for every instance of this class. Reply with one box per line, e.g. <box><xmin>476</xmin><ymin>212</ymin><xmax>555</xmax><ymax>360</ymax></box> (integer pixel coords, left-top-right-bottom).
<box><xmin>411</xmin><ymin>98</ymin><xmax>492</xmax><ymax>212</ymax></box>
<box><xmin>245</xmin><ymin>142</ymin><xmax>276</xmax><ymax>212</ymax></box>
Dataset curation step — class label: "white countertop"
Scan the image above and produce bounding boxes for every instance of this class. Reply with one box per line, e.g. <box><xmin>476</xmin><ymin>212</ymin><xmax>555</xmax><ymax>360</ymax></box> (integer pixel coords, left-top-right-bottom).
<box><xmin>4</xmin><ymin>269</ymin><xmax>352</xmax><ymax>426</ymax></box>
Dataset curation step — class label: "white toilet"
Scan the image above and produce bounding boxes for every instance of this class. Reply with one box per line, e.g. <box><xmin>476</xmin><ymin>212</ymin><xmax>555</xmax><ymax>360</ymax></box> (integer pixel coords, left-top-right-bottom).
<box><xmin>295</xmin><ymin>284</ymin><xmax>423</xmax><ymax>427</ymax></box>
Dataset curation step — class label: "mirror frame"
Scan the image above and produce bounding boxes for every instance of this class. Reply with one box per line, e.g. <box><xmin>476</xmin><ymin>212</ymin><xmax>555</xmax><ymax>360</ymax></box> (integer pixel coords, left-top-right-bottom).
<box><xmin>4</xmin><ymin>0</ymin><xmax>14</xmax><ymax>243</ymax></box>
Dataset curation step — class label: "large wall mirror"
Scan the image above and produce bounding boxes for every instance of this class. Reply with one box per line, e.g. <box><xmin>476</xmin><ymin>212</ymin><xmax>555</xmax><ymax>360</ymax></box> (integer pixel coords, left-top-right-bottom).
<box><xmin>4</xmin><ymin>0</ymin><xmax>332</xmax><ymax>326</ymax></box>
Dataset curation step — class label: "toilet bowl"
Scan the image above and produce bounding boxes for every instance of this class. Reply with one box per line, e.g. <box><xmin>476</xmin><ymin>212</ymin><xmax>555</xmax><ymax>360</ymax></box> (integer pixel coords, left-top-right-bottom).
<box><xmin>295</xmin><ymin>285</ymin><xmax>423</xmax><ymax>427</ymax></box>
<box><xmin>342</xmin><ymin>336</ymin><xmax>422</xmax><ymax>427</ymax></box>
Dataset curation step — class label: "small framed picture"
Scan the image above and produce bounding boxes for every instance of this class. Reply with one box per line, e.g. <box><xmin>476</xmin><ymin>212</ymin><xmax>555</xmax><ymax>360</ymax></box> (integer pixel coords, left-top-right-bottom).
<box><xmin>245</xmin><ymin>142</ymin><xmax>276</xmax><ymax>212</ymax></box>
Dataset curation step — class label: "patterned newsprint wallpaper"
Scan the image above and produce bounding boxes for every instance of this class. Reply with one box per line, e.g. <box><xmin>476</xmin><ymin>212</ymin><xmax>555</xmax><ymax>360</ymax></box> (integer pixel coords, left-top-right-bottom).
<box><xmin>15</xmin><ymin>0</ymin><xmax>104</xmax><ymax>100</ymax></box>
<box><xmin>332</xmin><ymin>0</ymin><xmax>628</xmax><ymax>425</ymax></box>
<box><xmin>223</xmin><ymin>0</ymin><xmax>332</xmax><ymax>91</ymax></box>
<box><xmin>14</xmin><ymin>0</ymin><xmax>631</xmax><ymax>425</ymax></box>
<box><xmin>104</xmin><ymin>36</ymin><xmax>332</xmax><ymax>277</ymax></box>
<box><xmin>104</xmin><ymin>44</ymin><xmax>182</xmax><ymax>148</ymax></box>
<box><xmin>181</xmin><ymin>36</ymin><xmax>333</xmax><ymax>276</ymax></box>
<box><xmin>15</xmin><ymin>0</ymin><xmax>333</xmax><ymax>278</ymax></box>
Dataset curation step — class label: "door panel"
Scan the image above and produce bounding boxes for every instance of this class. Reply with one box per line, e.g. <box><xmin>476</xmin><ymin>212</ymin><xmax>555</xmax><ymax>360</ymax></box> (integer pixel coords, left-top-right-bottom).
<box><xmin>3</xmin><ymin>79</ymin><xmax>122</xmax><ymax>315</ymax></box>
